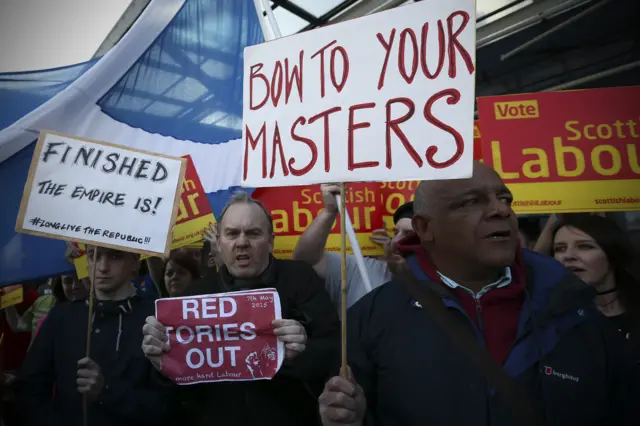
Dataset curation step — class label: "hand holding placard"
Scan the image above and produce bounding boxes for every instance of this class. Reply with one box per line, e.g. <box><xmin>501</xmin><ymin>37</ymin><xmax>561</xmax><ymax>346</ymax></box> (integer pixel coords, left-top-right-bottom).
<box><xmin>272</xmin><ymin>319</ymin><xmax>307</xmax><ymax>361</ymax></box>
<box><xmin>319</xmin><ymin>370</ymin><xmax>367</xmax><ymax>426</ymax></box>
<box><xmin>14</xmin><ymin>132</ymin><xmax>187</xmax><ymax>426</ymax></box>
<box><xmin>76</xmin><ymin>357</ymin><xmax>105</xmax><ymax>402</ymax></box>
<box><xmin>142</xmin><ymin>316</ymin><xmax>170</xmax><ymax>371</ymax></box>
<box><xmin>153</xmin><ymin>289</ymin><xmax>284</xmax><ymax>384</ymax></box>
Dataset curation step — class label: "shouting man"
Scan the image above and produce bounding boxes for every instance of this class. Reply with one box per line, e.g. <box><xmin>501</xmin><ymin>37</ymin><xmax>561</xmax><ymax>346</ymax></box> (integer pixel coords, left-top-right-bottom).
<box><xmin>319</xmin><ymin>162</ymin><xmax>637</xmax><ymax>426</ymax></box>
<box><xmin>18</xmin><ymin>246</ymin><xmax>169</xmax><ymax>426</ymax></box>
<box><xmin>142</xmin><ymin>191</ymin><xmax>340</xmax><ymax>426</ymax></box>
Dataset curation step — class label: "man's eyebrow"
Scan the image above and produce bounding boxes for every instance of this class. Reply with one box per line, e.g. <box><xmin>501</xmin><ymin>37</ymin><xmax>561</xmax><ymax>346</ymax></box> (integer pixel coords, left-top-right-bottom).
<box><xmin>451</xmin><ymin>185</ymin><xmax>511</xmax><ymax>197</ymax></box>
<box><xmin>496</xmin><ymin>184</ymin><xmax>512</xmax><ymax>194</ymax></box>
<box><xmin>222</xmin><ymin>226</ymin><xmax>263</xmax><ymax>232</ymax></box>
<box><xmin>447</xmin><ymin>188</ymin><xmax>480</xmax><ymax>200</ymax></box>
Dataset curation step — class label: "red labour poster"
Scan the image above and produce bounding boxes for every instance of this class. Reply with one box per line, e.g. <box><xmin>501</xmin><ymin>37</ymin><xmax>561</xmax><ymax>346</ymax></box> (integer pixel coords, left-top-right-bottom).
<box><xmin>155</xmin><ymin>289</ymin><xmax>284</xmax><ymax>385</ymax></box>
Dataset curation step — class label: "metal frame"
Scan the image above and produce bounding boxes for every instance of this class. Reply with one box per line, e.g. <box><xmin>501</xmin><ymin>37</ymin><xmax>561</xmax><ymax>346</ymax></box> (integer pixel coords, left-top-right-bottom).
<box><xmin>477</xmin><ymin>0</ymin><xmax>595</xmax><ymax>48</ymax></box>
<box><xmin>93</xmin><ymin>0</ymin><xmax>637</xmax><ymax>122</ymax></box>
<box><xmin>94</xmin><ymin>0</ymin><xmax>599</xmax><ymax>55</ymax></box>
<box><xmin>260</xmin><ymin>0</ymin><xmax>415</xmax><ymax>33</ymax></box>
<box><xmin>500</xmin><ymin>0</ymin><xmax>611</xmax><ymax>60</ymax></box>
<box><xmin>306</xmin><ymin>0</ymin><xmax>405</xmax><ymax>28</ymax></box>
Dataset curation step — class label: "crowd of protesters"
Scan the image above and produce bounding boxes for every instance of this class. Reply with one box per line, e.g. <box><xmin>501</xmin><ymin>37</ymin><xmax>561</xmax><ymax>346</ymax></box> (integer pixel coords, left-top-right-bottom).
<box><xmin>1</xmin><ymin>162</ymin><xmax>639</xmax><ymax>426</ymax></box>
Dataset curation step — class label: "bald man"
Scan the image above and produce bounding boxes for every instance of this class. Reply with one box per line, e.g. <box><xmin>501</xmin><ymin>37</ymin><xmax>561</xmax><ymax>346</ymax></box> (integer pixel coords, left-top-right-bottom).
<box><xmin>318</xmin><ymin>162</ymin><xmax>637</xmax><ymax>426</ymax></box>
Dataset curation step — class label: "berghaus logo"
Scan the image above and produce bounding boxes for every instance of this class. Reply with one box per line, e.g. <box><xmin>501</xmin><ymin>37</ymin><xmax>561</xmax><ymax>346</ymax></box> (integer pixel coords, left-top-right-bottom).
<box><xmin>544</xmin><ymin>366</ymin><xmax>579</xmax><ymax>383</ymax></box>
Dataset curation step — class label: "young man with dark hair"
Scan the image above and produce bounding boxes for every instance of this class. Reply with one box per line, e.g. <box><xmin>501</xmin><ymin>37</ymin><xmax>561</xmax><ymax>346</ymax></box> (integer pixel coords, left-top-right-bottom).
<box><xmin>18</xmin><ymin>246</ymin><xmax>169</xmax><ymax>426</ymax></box>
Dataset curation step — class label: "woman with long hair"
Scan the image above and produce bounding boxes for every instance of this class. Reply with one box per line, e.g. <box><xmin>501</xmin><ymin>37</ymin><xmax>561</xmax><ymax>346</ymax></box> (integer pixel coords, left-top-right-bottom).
<box><xmin>552</xmin><ymin>215</ymin><xmax>640</xmax><ymax>358</ymax></box>
<box><xmin>162</xmin><ymin>250</ymin><xmax>201</xmax><ymax>297</ymax></box>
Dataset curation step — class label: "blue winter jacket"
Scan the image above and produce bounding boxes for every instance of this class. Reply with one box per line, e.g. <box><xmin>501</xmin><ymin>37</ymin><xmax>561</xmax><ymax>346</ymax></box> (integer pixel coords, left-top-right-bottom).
<box><xmin>347</xmin><ymin>250</ymin><xmax>638</xmax><ymax>426</ymax></box>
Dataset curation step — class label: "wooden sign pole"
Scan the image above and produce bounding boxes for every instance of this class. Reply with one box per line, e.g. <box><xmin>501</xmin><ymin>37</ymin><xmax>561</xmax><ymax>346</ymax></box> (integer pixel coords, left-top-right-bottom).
<box><xmin>83</xmin><ymin>248</ymin><xmax>98</xmax><ymax>426</ymax></box>
<box><xmin>339</xmin><ymin>183</ymin><xmax>348</xmax><ymax>379</ymax></box>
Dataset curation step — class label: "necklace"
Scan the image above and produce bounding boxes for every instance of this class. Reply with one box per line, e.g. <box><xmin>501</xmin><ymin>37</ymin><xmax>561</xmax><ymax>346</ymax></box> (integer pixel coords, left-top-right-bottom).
<box><xmin>596</xmin><ymin>296</ymin><xmax>618</xmax><ymax>308</ymax></box>
<box><xmin>597</xmin><ymin>287</ymin><xmax>617</xmax><ymax>296</ymax></box>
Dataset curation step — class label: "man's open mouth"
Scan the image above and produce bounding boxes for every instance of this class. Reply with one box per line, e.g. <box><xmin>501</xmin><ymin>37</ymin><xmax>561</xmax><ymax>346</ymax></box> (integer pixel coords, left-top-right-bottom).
<box><xmin>485</xmin><ymin>230</ymin><xmax>511</xmax><ymax>239</ymax></box>
<box><xmin>236</xmin><ymin>254</ymin><xmax>251</xmax><ymax>265</ymax></box>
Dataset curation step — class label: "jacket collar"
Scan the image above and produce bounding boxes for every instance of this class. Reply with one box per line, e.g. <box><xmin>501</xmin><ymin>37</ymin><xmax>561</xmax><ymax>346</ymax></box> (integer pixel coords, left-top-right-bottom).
<box><xmin>438</xmin><ymin>267</ymin><xmax>512</xmax><ymax>298</ymax></box>
<box><xmin>218</xmin><ymin>256</ymin><xmax>276</xmax><ymax>291</ymax></box>
<box><xmin>522</xmin><ymin>250</ymin><xmax>596</xmax><ymax>325</ymax></box>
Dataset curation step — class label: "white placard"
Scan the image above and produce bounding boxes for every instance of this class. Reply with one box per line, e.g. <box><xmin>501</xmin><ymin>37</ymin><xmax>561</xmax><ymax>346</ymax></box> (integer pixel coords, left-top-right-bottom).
<box><xmin>16</xmin><ymin>132</ymin><xmax>186</xmax><ymax>256</ymax></box>
<box><xmin>242</xmin><ymin>0</ymin><xmax>476</xmax><ymax>187</ymax></box>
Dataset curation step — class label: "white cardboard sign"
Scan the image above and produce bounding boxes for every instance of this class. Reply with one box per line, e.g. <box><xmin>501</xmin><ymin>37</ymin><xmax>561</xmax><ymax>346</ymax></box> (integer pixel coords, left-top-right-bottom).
<box><xmin>242</xmin><ymin>0</ymin><xmax>476</xmax><ymax>187</ymax></box>
<box><xmin>16</xmin><ymin>132</ymin><xmax>187</xmax><ymax>256</ymax></box>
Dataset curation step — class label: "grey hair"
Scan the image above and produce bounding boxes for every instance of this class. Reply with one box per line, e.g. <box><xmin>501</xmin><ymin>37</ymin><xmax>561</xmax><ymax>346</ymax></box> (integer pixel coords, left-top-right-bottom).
<box><xmin>218</xmin><ymin>190</ymin><xmax>273</xmax><ymax>233</ymax></box>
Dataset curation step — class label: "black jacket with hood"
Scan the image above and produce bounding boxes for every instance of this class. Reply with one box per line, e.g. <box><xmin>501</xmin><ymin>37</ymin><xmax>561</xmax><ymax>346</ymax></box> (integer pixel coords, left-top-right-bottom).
<box><xmin>17</xmin><ymin>294</ymin><xmax>170</xmax><ymax>426</ymax></box>
<box><xmin>168</xmin><ymin>257</ymin><xmax>340</xmax><ymax>426</ymax></box>
<box><xmin>348</xmin><ymin>246</ymin><xmax>639</xmax><ymax>426</ymax></box>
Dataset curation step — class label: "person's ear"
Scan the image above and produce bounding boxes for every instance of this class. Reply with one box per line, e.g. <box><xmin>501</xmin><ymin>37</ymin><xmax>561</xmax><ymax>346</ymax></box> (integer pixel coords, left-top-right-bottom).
<box><xmin>412</xmin><ymin>214</ymin><xmax>434</xmax><ymax>243</ymax></box>
<box><xmin>268</xmin><ymin>233</ymin><xmax>275</xmax><ymax>252</ymax></box>
<box><xmin>131</xmin><ymin>254</ymin><xmax>141</xmax><ymax>275</ymax></box>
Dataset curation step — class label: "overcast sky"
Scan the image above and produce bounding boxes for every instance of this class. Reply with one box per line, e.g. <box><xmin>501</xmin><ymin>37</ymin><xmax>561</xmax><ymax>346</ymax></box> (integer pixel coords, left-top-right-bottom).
<box><xmin>0</xmin><ymin>0</ymin><xmax>517</xmax><ymax>73</ymax></box>
<box><xmin>0</xmin><ymin>0</ymin><xmax>131</xmax><ymax>73</ymax></box>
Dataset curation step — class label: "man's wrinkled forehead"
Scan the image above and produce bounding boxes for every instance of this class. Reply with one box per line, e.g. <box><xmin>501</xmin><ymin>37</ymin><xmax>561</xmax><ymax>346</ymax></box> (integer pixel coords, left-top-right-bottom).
<box><xmin>220</xmin><ymin>202</ymin><xmax>271</xmax><ymax>232</ymax></box>
<box><xmin>440</xmin><ymin>172</ymin><xmax>506</xmax><ymax>198</ymax></box>
<box><xmin>421</xmin><ymin>163</ymin><xmax>507</xmax><ymax>203</ymax></box>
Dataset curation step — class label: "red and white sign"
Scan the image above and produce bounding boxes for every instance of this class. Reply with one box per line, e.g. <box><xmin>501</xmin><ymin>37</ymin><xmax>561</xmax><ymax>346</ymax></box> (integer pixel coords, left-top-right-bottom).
<box><xmin>155</xmin><ymin>289</ymin><xmax>284</xmax><ymax>385</ymax></box>
<box><xmin>242</xmin><ymin>0</ymin><xmax>476</xmax><ymax>187</ymax></box>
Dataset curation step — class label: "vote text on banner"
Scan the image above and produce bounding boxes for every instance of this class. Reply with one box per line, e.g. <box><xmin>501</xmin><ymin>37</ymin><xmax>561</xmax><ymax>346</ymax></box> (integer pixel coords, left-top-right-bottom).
<box><xmin>478</xmin><ymin>87</ymin><xmax>640</xmax><ymax>213</ymax></box>
<box><xmin>242</xmin><ymin>0</ymin><xmax>477</xmax><ymax>187</ymax></box>
<box><xmin>15</xmin><ymin>132</ymin><xmax>187</xmax><ymax>256</ymax></box>
<box><xmin>156</xmin><ymin>289</ymin><xmax>284</xmax><ymax>385</ymax></box>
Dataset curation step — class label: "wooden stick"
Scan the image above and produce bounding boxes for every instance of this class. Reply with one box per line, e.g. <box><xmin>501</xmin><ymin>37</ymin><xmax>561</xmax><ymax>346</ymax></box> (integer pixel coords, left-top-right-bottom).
<box><xmin>339</xmin><ymin>183</ymin><xmax>348</xmax><ymax>379</ymax></box>
<box><xmin>83</xmin><ymin>247</ymin><xmax>98</xmax><ymax>426</ymax></box>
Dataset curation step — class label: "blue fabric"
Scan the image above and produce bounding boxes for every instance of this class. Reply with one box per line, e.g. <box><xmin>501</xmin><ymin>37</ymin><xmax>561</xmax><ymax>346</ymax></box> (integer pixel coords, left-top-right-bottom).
<box><xmin>405</xmin><ymin>254</ymin><xmax>485</xmax><ymax>344</ymax></box>
<box><xmin>0</xmin><ymin>60</ymin><xmax>97</xmax><ymax>131</ymax></box>
<box><xmin>0</xmin><ymin>0</ymin><xmax>263</xmax><ymax>285</ymax></box>
<box><xmin>207</xmin><ymin>186</ymin><xmax>250</xmax><ymax>219</ymax></box>
<box><xmin>0</xmin><ymin>143</ymin><xmax>75</xmax><ymax>285</ymax></box>
<box><xmin>405</xmin><ymin>256</ymin><xmax>428</xmax><ymax>281</ymax></box>
<box><xmin>406</xmin><ymin>250</ymin><xmax>588</xmax><ymax>382</ymax></box>
<box><xmin>135</xmin><ymin>274</ymin><xmax>159</xmax><ymax>299</ymax></box>
<box><xmin>501</xmin><ymin>250</ymin><xmax>589</xmax><ymax>379</ymax></box>
<box><xmin>99</xmin><ymin>0</ymin><xmax>263</xmax><ymax>145</ymax></box>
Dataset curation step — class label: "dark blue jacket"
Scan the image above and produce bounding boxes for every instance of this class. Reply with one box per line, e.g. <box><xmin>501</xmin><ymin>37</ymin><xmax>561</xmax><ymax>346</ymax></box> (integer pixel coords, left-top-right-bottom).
<box><xmin>18</xmin><ymin>295</ymin><xmax>170</xmax><ymax>426</ymax></box>
<box><xmin>347</xmin><ymin>250</ymin><xmax>638</xmax><ymax>426</ymax></box>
